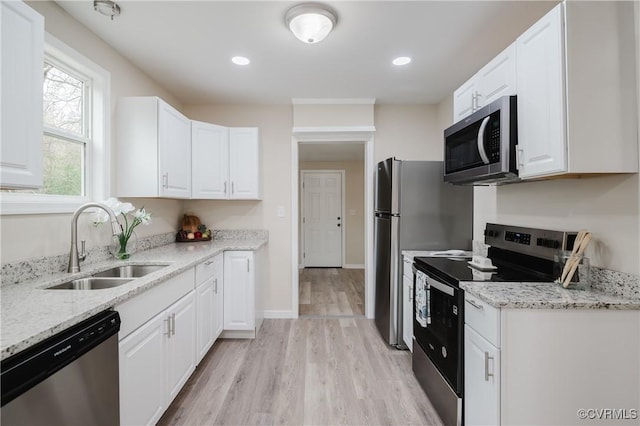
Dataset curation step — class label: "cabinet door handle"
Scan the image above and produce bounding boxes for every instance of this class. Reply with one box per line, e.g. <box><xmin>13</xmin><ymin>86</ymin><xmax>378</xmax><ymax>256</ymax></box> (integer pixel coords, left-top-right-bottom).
<box><xmin>224</xmin><ymin>181</ymin><xmax>227</xmax><ymax>194</ymax></box>
<box><xmin>484</xmin><ymin>351</ymin><xmax>495</xmax><ymax>381</ymax></box>
<box><xmin>465</xmin><ymin>299</ymin><xmax>484</xmax><ymax>310</ymax></box>
<box><xmin>232</xmin><ymin>181</ymin><xmax>235</xmax><ymax>194</ymax></box>
<box><xmin>247</xmin><ymin>258</ymin><xmax>250</xmax><ymax>272</ymax></box>
<box><xmin>162</xmin><ymin>173</ymin><xmax>169</xmax><ymax>189</ymax></box>
<box><xmin>471</xmin><ymin>93</ymin><xmax>476</xmax><ymax>112</ymax></box>
<box><xmin>165</xmin><ymin>317</ymin><xmax>171</xmax><ymax>337</ymax></box>
<box><xmin>516</xmin><ymin>144</ymin><xmax>524</xmax><ymax>170</ymax></box>
<box><xmin>214</xmin><ymin>278</ymin><xmax>218</xmax><ymax>294</ymax></box>
<box><xmin>171</xmin><ymin>313</ymin><xmax>176</xmax><ymax>336</ymax></box>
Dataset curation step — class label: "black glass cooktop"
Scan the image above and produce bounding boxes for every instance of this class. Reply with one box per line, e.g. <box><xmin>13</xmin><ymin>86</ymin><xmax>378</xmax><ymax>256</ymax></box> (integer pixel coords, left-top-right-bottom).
<box><xmin>414</xmin><ymin>255</ymin><xmax>553</xmax><ymax>287</ymax></box>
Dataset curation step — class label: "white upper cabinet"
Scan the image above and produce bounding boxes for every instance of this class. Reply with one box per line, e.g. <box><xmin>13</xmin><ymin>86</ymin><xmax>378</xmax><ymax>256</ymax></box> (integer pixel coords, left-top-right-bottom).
<box><xmin>516</xmin><ymin>1</ymin><xmax>638</xmax><ymax>179</ymax></box>
<box><xmin>229</xmin><ymin>127</ymin><xmax>262</xmax><ymax>200</ymax></box>
<box><xmin>1</xmin><ymin>1</ymin><xmax>44</xmax><ymax>189</ymax></box>
<box><xmin>516</xmin><ymin>5</ymin><xmax>566</xmax><ymax>178</ymax></box>
<box><xmin>453</xmin><ymin>43</ymin><xmax>516</xmax><ymax>122</ymax></box>
<box><xmin>191</xmin><ymin>122</ymin><xmax>261</xmax><ymax>200</ymax></box>
<box><xmin>192</xmin><ymin>121</ymin><xmax>229</xmax><ymax>199</ymax></box>
<box><xmin>116</xmin><ymin>97</ymin><xmax>191</xmax><ymax>198</ymax></box>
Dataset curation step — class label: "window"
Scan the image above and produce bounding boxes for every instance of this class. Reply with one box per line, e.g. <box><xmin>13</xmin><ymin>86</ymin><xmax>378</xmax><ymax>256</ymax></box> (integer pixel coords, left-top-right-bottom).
<box><xmin>1</xmin><ymin>33</ymin><xmax>109</xmax><ymax>214</ymax></box>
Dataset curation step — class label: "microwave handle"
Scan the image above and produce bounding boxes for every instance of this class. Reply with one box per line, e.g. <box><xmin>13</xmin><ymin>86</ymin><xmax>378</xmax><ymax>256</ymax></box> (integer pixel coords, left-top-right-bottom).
<box><xmin>477</xmin><ymin>116</ymin><xmax>491</xmax><ymax>165</ymax></box>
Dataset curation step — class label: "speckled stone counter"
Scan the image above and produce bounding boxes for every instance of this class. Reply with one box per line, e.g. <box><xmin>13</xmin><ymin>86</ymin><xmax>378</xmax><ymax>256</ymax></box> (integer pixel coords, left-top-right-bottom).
<box><xmin>1</xmin><ymin>235</ymin><xmax>268</xmax><ymax>361</ymax></box>
<box><xmin>459</xmin><ymin>281</ymin><xmax>640</xmax><ymax>310</ymax></box>
<box><xmin>401</xmin><ymin>250</ymin><xmax>472</xmax><ymax>260</ymax></box>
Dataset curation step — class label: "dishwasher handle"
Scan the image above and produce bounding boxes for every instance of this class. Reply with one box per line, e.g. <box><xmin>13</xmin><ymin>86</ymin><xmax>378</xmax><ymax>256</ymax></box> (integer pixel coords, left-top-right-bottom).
<box><xmin>1</xmin><ymin>310</ymin><xmax>120</xmax><ymax>407</ymax></box>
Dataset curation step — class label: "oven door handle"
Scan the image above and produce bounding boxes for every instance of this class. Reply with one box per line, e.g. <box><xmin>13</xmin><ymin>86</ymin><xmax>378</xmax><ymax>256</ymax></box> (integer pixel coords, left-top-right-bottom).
<box><xmin>477</xmin><ymin>115</ymin><xmax>491</xmax><ymax>165</ymax></box>
<box><xmin>427</xmin><ymin>277</ymin><xmax>455</xmax><ymax>296</ymax></box>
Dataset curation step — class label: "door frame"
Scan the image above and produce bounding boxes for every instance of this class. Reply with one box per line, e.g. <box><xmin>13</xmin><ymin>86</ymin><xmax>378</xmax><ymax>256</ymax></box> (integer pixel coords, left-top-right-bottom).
<box><xmin>300</xmin><ymin>169</ymin><xmax>346</xmax><ymax>268</ymax></box>
<box><xmin>291</xmin><ymin>126</ymin><xmax>375</xmax><ymax>319</ymax></box>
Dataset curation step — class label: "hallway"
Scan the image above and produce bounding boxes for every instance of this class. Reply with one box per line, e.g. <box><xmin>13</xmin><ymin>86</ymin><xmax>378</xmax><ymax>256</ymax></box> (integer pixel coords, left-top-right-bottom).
<box><xmin>299</xmin><ymin>268</ymin><xmax>365</xmax><ymax>317</ymax></box>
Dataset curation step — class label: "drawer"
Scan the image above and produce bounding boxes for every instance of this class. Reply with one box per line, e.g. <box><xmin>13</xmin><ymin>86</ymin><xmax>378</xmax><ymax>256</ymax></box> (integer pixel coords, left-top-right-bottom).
<box><xmin>464</xmin><ymin>292</ymin><xmax>500</xmax><ymax>347</ymax></box>
<box><xmin>195</xmin><ymin>256</ymin><xmax>217</xmax><ymax>286</ymax></box>
<box><xmin>117</xmin><ymin>268</ymin><xmax>195</xmax><ymax>339</ymax></box>
<box><xmin>403</xmin><ymin>256</ymin><xmax>413</xmax><ymax>279</ymax></box>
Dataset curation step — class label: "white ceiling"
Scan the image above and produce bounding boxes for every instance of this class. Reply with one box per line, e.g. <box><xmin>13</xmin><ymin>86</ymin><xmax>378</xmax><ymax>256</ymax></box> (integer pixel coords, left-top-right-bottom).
<box><xmin>55</xmin><ymin>0</ymin><xmax>557</xmax><ymax>105</ymax></box>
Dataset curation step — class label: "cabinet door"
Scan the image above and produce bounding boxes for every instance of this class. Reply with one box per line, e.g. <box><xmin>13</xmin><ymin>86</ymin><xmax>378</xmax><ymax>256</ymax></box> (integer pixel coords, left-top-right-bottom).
<box><xmin>229</xmin><ymin>127</ymin><xmax>261</xmax><ymax>199</ymax></box>
<box><xmin>192</xmin><ymin>121</ymin><xmax>229</xmax><ymax>199</ymax></box>
<box><xmin>119</xmin><ymin>314</ymin><xmax>167</xmax><ymax>426</ymax></box>
<box><xmin>196</xmin><ymin>277</ymin><xmax>215</xmax><ymax>364</ymax></box>
<box><xmin>453</xmin><ymin>76</ymin><xmax>478</xmax><ymax>122</ymax></box>
<box><xmin>402</xmin><ymin>275</ymin><xmax>413</xmax><ymax>351</ymax></box>
<box><xmin>516</xmin><ymin>4</ymin><xmax>567</xmax><ymax>178</ymax></box>
<box><xmin>464</xmin><ymin>325</ymin><xmax>500</xmax><ymax>426</ymax></box>
<box><xmin>478</xmin><ymin>43</ymin><xmax>517</xmax><ymax>106</ymax></box>
<box><xmin>167</xmin><ymin>292</ymin><xmax>196</xmax><ymax>401</ymax></box>
<box><xmin>158</xmin><ymin>100</ymin><xmax>192</xmax><ymax>198</ymax></box>
<box><xmin>224</xmin><ymin>251</ymin><xmax>254</xmax><ymax>330</ymax></box>
<box><xmin>0</xmin><ymin>1</ymin><xmax>43</xmax><ymax>189</ymax></box>
<box><xmin>212</xmin><ymin>253</ymin><xmax>224</xmax><ymax>339</ymax></box>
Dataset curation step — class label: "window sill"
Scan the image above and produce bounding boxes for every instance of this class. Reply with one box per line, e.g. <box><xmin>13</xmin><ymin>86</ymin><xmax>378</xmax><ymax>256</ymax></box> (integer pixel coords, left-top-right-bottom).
<box><xmin>0</xmin><ymin>193</ymin><xmax>90</xmax><ymax>215</ymax></box>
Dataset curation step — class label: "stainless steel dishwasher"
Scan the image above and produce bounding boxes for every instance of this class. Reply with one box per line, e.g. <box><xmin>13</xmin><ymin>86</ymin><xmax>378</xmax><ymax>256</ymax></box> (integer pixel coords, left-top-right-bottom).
<box><xmin>1</xmin><ymin>310</ymin><xmax>121</xmax><ymax>425</ymax></box>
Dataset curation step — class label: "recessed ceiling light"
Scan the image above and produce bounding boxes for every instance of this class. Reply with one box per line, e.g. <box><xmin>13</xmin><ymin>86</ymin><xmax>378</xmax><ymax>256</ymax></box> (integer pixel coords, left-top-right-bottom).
<box><xmin>392</xmin><ymin>56</ymin><xmax>412</xmax><ymax>66</ymax></box>
<box><xmin>231</xmin><ymin>56</ymin><xmax>250</xmax><ymax>66</ymax></box>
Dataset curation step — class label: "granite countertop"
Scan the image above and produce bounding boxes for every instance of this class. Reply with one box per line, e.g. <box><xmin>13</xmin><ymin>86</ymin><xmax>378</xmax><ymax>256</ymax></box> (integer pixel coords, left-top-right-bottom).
<box><xmin>460</xmin><ymin>281</ymin><xmax>640</xmax><ymax>310</ymax></box>
<box><xmin>402</xmin><ymin>250</ymin><xmax>472</xmax><ymax>260</ymax></box>
<box><xmin>1</xmin><ymin>237</ymin><xmax>267</xmax><ymax>361</ymax></box>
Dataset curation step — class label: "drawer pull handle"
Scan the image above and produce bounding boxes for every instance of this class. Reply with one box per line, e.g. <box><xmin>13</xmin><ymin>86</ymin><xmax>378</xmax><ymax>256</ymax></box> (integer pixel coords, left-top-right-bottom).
<box><xmin>164</xmin><ymin>317</ymin><xmax>171</xmax><ymax>337</ymax></box>
<box><xmin>214</xmin><ymin>278</ymin><xmax>218</xmax><ymax>294</ymax></box>
<box><xmin>485</xmin><ymin>351</ymin><xmax>494</xmax><ymax>381</ymax></box>
<box><xmin>466</xmin><ymin>299</ymin><xmax>484</xmax><ymax>310</ymax></box>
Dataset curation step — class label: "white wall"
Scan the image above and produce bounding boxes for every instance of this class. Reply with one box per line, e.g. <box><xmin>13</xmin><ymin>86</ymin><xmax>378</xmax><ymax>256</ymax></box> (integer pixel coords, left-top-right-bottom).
<box><xmin>1</xmin><ymin>1</ymin><xmax>184</xmax><ymax>264</ymax></box>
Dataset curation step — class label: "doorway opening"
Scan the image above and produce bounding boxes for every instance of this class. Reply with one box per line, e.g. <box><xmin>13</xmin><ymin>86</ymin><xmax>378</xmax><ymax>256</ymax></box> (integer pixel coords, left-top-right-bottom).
<box><xmin>291</xmin><ymin>129</ymin><xmax>375</xmax><ymax>319</ymax></box>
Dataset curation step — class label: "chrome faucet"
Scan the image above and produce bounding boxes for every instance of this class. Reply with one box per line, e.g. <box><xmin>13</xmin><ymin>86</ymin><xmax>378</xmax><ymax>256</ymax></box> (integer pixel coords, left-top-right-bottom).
<box><xmin>68</xmin><ymin>202</ymin><xmax>123</xmax><ymax>273</ymax></box>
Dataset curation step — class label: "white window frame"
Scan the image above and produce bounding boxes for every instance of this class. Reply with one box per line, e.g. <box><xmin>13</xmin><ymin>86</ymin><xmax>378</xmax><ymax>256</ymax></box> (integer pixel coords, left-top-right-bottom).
<box><xmin>1</xmin><ymin>33</ymin><xmax>110</xmax><ymax>215</ymax></box>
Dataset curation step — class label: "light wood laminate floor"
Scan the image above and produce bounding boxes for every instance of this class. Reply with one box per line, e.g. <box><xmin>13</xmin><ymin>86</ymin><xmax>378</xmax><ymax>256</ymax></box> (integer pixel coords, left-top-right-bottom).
<box><xmin>159</xmin><ymin>318</ymin><xmax>443</xmax><ymax>426</ymax></box>
<box><xmin>299</xmin><ymin>268</ymin><xmax>365</xmax><ymax>317</ymax></box>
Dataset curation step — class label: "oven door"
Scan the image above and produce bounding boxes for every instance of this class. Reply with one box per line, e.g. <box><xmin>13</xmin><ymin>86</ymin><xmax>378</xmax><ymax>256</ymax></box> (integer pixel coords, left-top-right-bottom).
<box><xmin>413</xmin><ymin>269</ymin><xmax>463</xmax><ymax>395</ymax></box>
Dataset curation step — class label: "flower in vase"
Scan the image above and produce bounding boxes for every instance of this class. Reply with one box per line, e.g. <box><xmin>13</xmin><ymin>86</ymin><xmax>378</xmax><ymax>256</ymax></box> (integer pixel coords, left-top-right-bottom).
<box><xmin>93</xmin><ymin>198</ymin><xmax>152</xmax><ymax>259</ymax></box>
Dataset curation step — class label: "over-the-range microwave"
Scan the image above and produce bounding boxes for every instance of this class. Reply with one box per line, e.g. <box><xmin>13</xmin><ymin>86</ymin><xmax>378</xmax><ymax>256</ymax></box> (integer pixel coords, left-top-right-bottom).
<box><xmin>444</xmin><ymin>95</ymin><xmax>519</xmax><ymax>185</ymax></box>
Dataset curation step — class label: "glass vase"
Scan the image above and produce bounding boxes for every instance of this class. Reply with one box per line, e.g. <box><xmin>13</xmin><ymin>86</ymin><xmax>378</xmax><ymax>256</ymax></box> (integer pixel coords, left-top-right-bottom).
<box><xmin>110</xmin><ymin>231</ymin><xmax>137</xmax><ymax>260</ymax></box>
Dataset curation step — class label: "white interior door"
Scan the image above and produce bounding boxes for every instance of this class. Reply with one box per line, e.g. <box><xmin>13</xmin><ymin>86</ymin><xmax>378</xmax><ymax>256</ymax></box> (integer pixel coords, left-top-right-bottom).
<box><xmin>303</xmin><ymin>171</ymin><xmax>343</xmax><ymax>267</ymax></box>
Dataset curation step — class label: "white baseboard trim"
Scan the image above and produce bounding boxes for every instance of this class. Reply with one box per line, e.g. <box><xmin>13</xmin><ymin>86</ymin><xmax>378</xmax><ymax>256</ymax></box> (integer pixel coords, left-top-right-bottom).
<box><xmin>343</xmin><ymin>264</ymin><xmax>365</xmax><ymax>269</ymax></box>
<box><xmin>263</xmin><ymin>310</ymin><xmax>297</xmax><ymax>319</ymax></box>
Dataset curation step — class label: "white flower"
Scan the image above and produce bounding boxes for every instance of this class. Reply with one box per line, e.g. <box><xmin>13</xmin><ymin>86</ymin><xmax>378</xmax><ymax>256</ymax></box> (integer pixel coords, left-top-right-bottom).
<box><xmin>134</xmin><ymin>208</ymin><xmax>152</xmax><ymax>226</ymax></box>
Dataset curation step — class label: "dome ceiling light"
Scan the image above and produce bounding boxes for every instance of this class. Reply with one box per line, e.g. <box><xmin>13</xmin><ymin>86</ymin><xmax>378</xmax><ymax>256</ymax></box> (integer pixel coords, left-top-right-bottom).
<box><xmin>94</xmin><ymin>0</ymin><xmax>121</xmax><ymax>20</ymax></box>
<box><xmin>285</xmin><ymin>3</ymin><xmax>338</xmax><ymax>44</ymax></box>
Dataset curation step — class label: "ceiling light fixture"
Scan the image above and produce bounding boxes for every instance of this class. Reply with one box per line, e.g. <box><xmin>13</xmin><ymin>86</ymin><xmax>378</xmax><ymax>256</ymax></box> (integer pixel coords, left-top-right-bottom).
<box><xmin>393</xmin><ymin>57</ymin><xmax>412</xmax><ymax>66</ymax></box>
<box><xmin>285</xmin><ymin>3</ymin><xmax>337</xmax><ymax>44</ymax></box>
<box><xmin>93</xmin><ymin>0</ymin><xmax>120</xmax><ymax>20</ymax></box>
<box><xmin>232</xmin><ymin>56</ymin><xmax>250</xmax><ymax>66</ymax></box>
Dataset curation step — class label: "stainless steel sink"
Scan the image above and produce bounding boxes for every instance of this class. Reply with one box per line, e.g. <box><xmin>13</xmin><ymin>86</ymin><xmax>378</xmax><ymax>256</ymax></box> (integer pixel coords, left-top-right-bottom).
<box><xmin>92</xmin><ymin>264</ymin><xmax>168</xmax><ymax>278</ymax></box>
<box><xmin>47</xmin><ymin>277</ymin><xmax>134</xmax><ymax>290</ymax></box>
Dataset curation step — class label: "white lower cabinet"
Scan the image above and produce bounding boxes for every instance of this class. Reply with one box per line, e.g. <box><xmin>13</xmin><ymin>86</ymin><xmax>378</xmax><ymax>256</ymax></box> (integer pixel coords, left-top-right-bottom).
<box><xmin>117</xmin><ymin>269</ymin><xmax>196</xmax><ymax>426</ymax></box>
<box><xmin>401</xmin><ymin>255</ymin><xmax>413</xmax><ymax>351</ymax></box>
<box><xmin>118</xmin><ymin>311</ymin><xmax>166</xmax><ymax>426</ymax></box>
<box><xmin>464</xmin><ymin>292</ymin><xmax>640</xmax><ymax>425</ymax></box>
<box><xmin>464</xmin><ymin>325</ymin><xmax>500</xmax><ymax>426</ymax></box>
<box><xmin>222</xmin><ymin>249</ymin><xmax>264</xmax><ymax>338</ymax></box>
<box><xmin>196</xmin><ymin>253</ymin><xmax>224</xmax><ymax>363</ymax></box>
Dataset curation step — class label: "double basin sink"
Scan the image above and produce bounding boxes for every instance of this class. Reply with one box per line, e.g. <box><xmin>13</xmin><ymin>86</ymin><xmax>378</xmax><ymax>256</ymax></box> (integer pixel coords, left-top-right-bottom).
<box><xmin>47</xmin><ymin>264</ymin><xmax>169</xmax><ymax>290</ymax></box>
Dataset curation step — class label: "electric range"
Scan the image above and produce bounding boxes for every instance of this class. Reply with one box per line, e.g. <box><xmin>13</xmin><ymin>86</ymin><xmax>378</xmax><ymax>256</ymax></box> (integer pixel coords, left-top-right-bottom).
<box><xmin>411</xmin><ymin>223</ymin><xmax>578</xmax><ymax>426</ymax></box>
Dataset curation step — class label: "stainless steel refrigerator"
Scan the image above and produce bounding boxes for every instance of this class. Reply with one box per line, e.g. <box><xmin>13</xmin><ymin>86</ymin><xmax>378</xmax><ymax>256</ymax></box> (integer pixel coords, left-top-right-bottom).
<box><xmin>374</xmin><ymin>158</ymin><xmax>473</xmax><ymax>347</ymax></box>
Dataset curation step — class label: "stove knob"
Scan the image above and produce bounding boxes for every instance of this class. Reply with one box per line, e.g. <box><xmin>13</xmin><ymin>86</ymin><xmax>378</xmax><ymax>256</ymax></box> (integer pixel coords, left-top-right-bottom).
<box><xmin>441</xmin><ymin>346</ymin><xmax>447</xmax><ymax>358</ymax></box>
